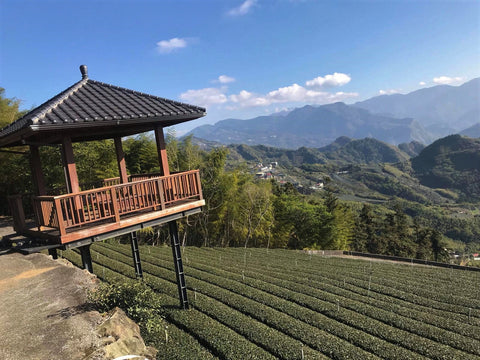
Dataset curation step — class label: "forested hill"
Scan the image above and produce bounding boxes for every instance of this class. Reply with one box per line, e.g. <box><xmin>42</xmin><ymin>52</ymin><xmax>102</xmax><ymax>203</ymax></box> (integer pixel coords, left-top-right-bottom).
<box><xmin>412</xmin><ymin>135</ymin><xmax>480</xmax><ymax>200</ymax></box>
<box><xmin>223</xmin><ymin>137</ymin><xmax>417</xmax><ymax>167</ymax></box>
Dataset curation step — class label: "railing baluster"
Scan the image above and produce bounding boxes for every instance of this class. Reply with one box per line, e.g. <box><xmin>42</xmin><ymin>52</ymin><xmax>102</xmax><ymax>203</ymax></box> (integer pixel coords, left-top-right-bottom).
<box><xmin>196</xmin><ymin>170</ymin><xmax>203</xmax><ymax>200</ymax></box>
<box><xmin>54</xmin><ymin>198</ymin><xmax>66</xmax><ymax>236</ymax></box>
<box><xmin>157</xmin><ymin>179</ymin><xmax>165</xmax><ymax>210</ymax></box>
<box><xmin>110</xmin><ymin>188</ymin><xmax>120</xmax><ymax>222</ymax></box>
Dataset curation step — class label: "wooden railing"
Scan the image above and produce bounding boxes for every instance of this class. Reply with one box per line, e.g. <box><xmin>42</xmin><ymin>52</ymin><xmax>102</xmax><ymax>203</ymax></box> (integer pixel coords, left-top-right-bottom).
<box><xmin>32</xmin><ymin>170</ymin><xmax>202</xmax><ymax>236</ymax></box>
<box><xmin>102</xmin><ymin>172</ymin><xmax>163</xmax><ymax>186</ymax></box>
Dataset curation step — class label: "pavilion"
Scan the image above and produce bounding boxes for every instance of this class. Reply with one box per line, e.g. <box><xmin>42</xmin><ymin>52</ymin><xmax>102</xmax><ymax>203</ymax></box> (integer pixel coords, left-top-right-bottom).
<box><xmin>0</xmin><ymin>65</ymin><xmax>206</xmax><ymax>308</ymax></box>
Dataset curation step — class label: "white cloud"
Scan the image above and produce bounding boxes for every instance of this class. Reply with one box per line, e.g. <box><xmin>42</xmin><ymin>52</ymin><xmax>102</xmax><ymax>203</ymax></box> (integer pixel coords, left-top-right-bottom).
<box><xmin>180</xmin><ymin>87</ymin><xmax>227</xmax><ymax>107</ymax></box>
<box><xmin>156</xmin><ymin>37</ymin><xmax>188</xmax><ymax>53</ymax></box>
<box><xmin>305</xmin><ymin>72</ymin><xmax>351</xmax><ymax>88</ymax></box>
<box><xmin>378</xmin><ymin>89</ymin><xmax>400</xmax><ymax>95</ymax></box>
<box><xmin>181</xmin><ymin>72</ymin><xmax>358</xmax><ymax>111</ymax></box>
<box><xmin>217</xmin><ymin>75</ymin><xmax>235</xmax><ymax>84</ymax></box>
<box><xmin>433</xmin><ymin>76</ymin><xmax>463</xmax><ymax>85</ymax></box>
<box><xmin>228</xmin><ymin>0</ymin><xmax>257</xmax><ymax>16</ymax></box>
<box><xmin>419</xmin><ymin>81</ymin><xmax>426</xmax><ymax>86</ymax></box>
<box><xmin>228</xmin><ymin>84</ymin><xmax>358</xmax><ymax>108</ymax></box>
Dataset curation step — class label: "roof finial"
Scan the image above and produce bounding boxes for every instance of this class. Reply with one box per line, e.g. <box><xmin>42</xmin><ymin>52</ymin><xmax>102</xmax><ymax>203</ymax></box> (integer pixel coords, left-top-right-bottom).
<box><xmin>80</xmin><ymin>65</ymin><xmax>88</xmax><ymax>79</ymax></box>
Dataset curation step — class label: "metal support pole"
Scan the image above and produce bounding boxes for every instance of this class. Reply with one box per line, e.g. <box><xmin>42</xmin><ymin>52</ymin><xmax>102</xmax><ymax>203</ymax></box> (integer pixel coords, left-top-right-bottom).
<box><xmin>169</xmin><ymin>220</ymin><xmax>189</xmax><ymax>309</ymax></box>
<box><xmin>48</xmin><ymin>248</ymin><xmax>58</xmax><ymax>260</ymax></box>
<box><xmin>80</xmin><ymin>245</ymin><xmax>93</xmax><ymax>273</ymax></box>
<box><xmin>130</xmin><ymin>231</ymin><xmax>143</xmax><ymax>279</ymax></box>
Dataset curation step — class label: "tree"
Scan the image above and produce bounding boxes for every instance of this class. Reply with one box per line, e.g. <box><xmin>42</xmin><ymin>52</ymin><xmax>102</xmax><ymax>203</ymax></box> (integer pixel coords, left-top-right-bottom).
<box><xmin>353</xmin><ymin>204</ymin><xmax>377</xmax><ymax>252</ymax></box>
<box><xmin>382</xmin><ymin>203</ymin><xmax>416</xmax><ymax>257</ymax></box>
<box><xmin>328</xmin><ymin>204</ymin><xmax>354</xmax><ymax>250</ymax></box>
<box><xmin>0</xmin><ymin>89</ymin><xmax>31</xmax><ymax>214</ymax></box>
<box><xmin>0</xmin><ymin>88</ymin><xmax>24</xmax><ymax>128</ymax></box>
<box><xmin>237</xmin><ymin>181</ymin><xmax>274</xmax><ymax>248</ymax></box>
<box><xmin>124</xmin><ymin>134</ymin><xmax>158</xmax><ymax>175</ymax></box>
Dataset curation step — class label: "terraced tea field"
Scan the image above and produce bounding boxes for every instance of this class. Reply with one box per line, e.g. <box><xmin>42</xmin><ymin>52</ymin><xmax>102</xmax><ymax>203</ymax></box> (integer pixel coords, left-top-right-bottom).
<box><xmin>62</xmin><ymin>244</ymin><xmax>480</xmax><ymax>359</ymax></box>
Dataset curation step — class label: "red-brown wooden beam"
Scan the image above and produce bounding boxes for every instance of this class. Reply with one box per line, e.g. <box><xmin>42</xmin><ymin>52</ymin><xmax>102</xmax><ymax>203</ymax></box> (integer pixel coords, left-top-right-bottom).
<box><xmin>61</xmin><ymin>137</ymin><xmax>80</xmax><ymax>194</ymax></box>
<box><xmin>114</xmin><ymin>137</ymin><xmax>129</xmax><ymax>184</ymax></box>
<box><xmin>29</xmin><ymin>145</ymin><xmax>47</xmax><ymax>195</ymax></box>
<box><xmin>154</xmin><ymin>126</ymin><xmax>170</xmax><ymax>176</ymax></box>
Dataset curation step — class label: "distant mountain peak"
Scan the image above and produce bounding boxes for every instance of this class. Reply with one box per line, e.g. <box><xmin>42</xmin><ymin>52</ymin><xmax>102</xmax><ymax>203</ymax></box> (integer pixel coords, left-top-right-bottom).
<box><xmin>188</xmin><ymin>78</ymin><xmax>478</xmax><ymax>148</ymax></box>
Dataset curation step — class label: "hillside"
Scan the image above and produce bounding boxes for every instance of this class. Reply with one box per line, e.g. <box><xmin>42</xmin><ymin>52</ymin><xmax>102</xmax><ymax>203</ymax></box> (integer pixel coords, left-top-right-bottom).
<box><xmin>398</xmin><ymin>141</ymin><xmax>425</xmax><ymax>157</ymax></box>
<box><xmin>226</xmin><ymin>137</ymin><xmax>411</xmax><ymax>168</ymax></box>
<box><xmin>411</xmin><ymin>135</ymin><xmax>480</xmax><ymax>200</ymax></box>
<box><xmin>62</xmin><ymin>244</ymin><xmax>480</xmax><ymax>360</ymax></box>
<box><xmin>354</xmin><ymin>78</ymin><xmax>480</xmax><ymax>137</ymax></box>
<box><xmin>220</xmin><ymin>134</ymin><xmax>480</xmax><ymax>210</ymax></box>
<box><xmin>190</xmin><ymin>102</ymin><xmax>431</xmax><ymax>149</ymax></box>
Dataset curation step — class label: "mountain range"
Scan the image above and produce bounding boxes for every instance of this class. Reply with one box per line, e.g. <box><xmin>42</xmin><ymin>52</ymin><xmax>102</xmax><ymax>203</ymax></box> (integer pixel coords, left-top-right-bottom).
<box><xmin>217</xmin><ymin>134</ymin><xmax>480</xmax><ymax>202</ymax></box>
<box><xmin>189</xmin><ymin>78</ymin><xmax>479</xmax><ymax>149</ymax></box>
<box><xmin>354</xmin><ymin>78</ymin><xmax>480</xmax><ymax>137</ymax></box>
<box><xmin>195</xmin><ymin>136</ymin><xmax>423</xmax><ymax>167</ymax></box>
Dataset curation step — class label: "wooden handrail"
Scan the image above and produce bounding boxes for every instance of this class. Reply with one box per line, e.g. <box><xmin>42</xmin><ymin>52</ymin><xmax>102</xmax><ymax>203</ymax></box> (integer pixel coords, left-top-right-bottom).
<box><xmin>31</xmin><ymin>170</ymin><xmax>203</xmax><ymax>232</ymax></box>
<box><xmin>33</xmin><ymin>170</ymin><xmax>200</xmax><ymax>201</ymax></box>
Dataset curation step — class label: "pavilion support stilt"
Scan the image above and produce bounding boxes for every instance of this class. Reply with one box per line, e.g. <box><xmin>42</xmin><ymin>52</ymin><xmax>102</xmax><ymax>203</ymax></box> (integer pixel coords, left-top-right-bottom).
<box><xmin>154</xmin><ymin>126</ymin><xmax>170</xmax><ymax>177</ymax></box>
<box><xmin>61</xmin><ymin>137</ymin><xmax>80</xmax><ymax>194</ymax></box>
<box><xmin>48</xmin><ymin>248</ymin><xmax>58</xmax><ymax>260</ymax></box>
<box><xmin>114</xmin><ymin>137</ymin><xmax>129</xmax><ymax>184</ymax></box>
<box><xmin>130</xmin><ymin>231</ymin><xmax>143</xmax><ymax>279</ymax></box>
<box><xmin>168</xmin><ymin>220</ymin><xmax>188</xmax><ymax>309</ymax></box>
<box><xmin>80</xmin><ymin>245</ymin><xmax>93</xmax><ymax>273</ymax></box>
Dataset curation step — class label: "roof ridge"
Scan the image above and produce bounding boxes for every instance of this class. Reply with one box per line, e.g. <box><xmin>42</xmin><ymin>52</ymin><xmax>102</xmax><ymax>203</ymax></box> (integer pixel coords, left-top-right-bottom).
<box><xmin>30</xmin><ymin>78</ymin><xmax>89</xmax><ymax>124</ymax></box>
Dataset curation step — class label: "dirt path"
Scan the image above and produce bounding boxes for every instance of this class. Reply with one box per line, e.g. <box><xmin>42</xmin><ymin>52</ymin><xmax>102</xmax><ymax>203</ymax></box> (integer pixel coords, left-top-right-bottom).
<box><xmin>0</xmin><ymin>252</ymin><xmax>104</xmax><ymax>360</ymax></box>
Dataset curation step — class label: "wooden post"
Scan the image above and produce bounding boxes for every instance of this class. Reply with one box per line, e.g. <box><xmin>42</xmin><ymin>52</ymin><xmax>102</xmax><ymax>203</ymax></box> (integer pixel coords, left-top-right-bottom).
<box><xmin>154</xmin><ymin>126</ymin><xmax>170</xmax><ymax>177</ymax></box>
<box><xmin>29</xmin><ymin>145</ymin><xmax>47</xmax><ymax>195</ymax></box>
<box><xmin>8</xmin><ymin>195</ymin><xmax>26</xmax><ymax>233</ymax></box>
<box><xmin>61</xmin><ymin>137</ymin><xmax>80</xmax><ymax>194</ymax></box>
<box><xmin>48</xmin><ymin>248</ymin><xmax>58</xmax><ymax>260</ymax></box>
<box><xmin>114</xmin><ymin>137</ymin><xmax>129</xmax><ymax>184</ymax></box>
<box><xmin>80</xmin><ymin>245</ymin><xmax>93</xmax><ymax>273</ymax></box>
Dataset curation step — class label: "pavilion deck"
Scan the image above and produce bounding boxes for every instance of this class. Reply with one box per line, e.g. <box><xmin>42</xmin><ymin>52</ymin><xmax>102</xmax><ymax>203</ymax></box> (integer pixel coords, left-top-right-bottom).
<box><xmin>10</xmin><ymin>170</ymin><xmax>204</xmax><ymax>245</ymax></box>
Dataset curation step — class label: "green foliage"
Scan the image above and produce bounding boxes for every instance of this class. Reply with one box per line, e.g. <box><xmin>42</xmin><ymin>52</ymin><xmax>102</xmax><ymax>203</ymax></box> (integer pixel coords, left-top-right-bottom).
<box><xmin>88</xmin><ymin>280</ymin><xmax>166</xmax><ymax>344</ymax></box>
<box><xmin>0</xmin><ymin>89</ymin><xmax>32</xmax><ymax>213</ymax></box>
<box><xmin>124</xmin><ymin>134</ymin><xmax>159</xmax><ymax>175</ymax></box>
<box><xmin>0</xmin><ymin>88</ymin><xmax>25</xmax><ymax>128</ymax></box>
<box><xmin>74</xmin><ymin>140</ymin><xmax>118</xmax><ymax>185</ymax></box>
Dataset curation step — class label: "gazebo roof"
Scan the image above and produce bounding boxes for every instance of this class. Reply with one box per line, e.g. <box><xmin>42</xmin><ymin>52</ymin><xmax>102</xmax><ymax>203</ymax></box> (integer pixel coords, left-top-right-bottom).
<box><xmin>0</xmin><ymin>65</ymin><xmax>206</xmax><ymax>148</ymax></box>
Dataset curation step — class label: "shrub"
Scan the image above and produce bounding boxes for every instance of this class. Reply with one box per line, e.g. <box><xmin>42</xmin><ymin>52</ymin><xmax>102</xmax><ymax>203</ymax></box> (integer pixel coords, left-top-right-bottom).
<box><xmin>88</xmin><ymin>280</ymin><xmax>165</xmax><ymax>343</ymax></box>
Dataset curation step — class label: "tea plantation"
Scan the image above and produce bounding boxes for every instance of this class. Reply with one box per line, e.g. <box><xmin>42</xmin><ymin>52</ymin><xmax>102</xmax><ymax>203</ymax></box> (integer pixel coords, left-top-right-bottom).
<box><xmin>62</xmin><ymin>244</ymin><xmax>480</xmax><ymax>359</ymax></box>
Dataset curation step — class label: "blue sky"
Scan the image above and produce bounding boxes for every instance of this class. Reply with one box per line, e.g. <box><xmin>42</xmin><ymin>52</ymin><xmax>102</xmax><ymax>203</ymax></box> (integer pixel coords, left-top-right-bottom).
<box><xmin>1</xmin><ymin>0</ymin><xmax>479</xmax><ymax>134</ymax></box>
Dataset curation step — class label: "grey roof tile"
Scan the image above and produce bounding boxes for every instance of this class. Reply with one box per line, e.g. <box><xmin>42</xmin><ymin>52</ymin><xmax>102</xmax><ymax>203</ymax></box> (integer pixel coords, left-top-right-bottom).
<box><xmin>0</xmin><ymin>66</ymin><xmax>205</xmax><ymax>147</ymax></box>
